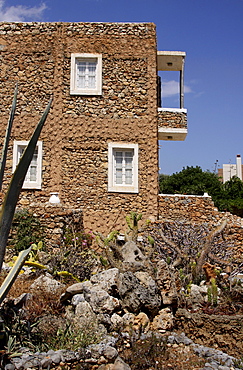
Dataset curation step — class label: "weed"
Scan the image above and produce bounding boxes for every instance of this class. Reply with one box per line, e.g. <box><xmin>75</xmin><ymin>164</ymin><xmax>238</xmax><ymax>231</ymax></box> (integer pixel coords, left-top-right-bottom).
<box><xmin>47</xmin><ymin>321</ymin><xmax>102</xmax><ymax>351</ymax></box>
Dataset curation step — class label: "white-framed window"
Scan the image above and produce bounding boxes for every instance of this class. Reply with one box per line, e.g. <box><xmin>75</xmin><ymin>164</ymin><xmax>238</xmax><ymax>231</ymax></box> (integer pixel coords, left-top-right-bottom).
<box><xmin>108</xmin><ymin>142</ymin><xmax>139</xmax><ymax>193</ymax></box>
<box><xmin>13</xmin><ymin>141</ymin><xmax>43</xmax><ymax>190</ymax></box>
<box><xmin>70</xmin><ymin>53</ymin><xmax>102</xmax><ymax>95</ymax></box>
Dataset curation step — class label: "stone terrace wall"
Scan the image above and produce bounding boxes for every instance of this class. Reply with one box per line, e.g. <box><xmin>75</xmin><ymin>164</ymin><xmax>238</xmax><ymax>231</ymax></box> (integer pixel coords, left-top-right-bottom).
<box><xmin>0</xmin><ymin>22</ymin><xmax>159</xmax><ymax>234</ymax></box>
<box><xmin>9</xmin><ymin>204</ymin><xmax>83</xmax><ymax>249</ymax></box>
<box><xmin>158</xmin><ymin>194</ymin><xmax>220</xmax><ymax>223</ymax></box>
<box><xmin>158</xmin><ymin>194</ymin><xmax>243</xmax><ymax>261</ymax></box>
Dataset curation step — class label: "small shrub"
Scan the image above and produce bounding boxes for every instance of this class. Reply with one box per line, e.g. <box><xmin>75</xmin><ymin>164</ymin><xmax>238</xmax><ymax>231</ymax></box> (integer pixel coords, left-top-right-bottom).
<box><xmin>48</xmin><ymin>228</ymin><xmax>97</xmax><ymax>281</ymax></box>
<box><xmin>10</xmin><ymin>209</ymin><xmax>45</xmax><ymax>252</ymax></box>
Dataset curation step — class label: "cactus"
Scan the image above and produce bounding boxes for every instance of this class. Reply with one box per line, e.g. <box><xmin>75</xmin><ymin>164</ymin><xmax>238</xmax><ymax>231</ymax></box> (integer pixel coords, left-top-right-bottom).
<box><xmin>0</xmin><ymin>89</ymin><xmax>52</xmax><ymax>272</ymax></box>
<box><xmin>207</xmin><ymin>278</ymin><xmax>218</xmax><ymax>306</ymax></box>
<box><xmin>211</xmin><ymin>278</ymin><xmax>218</xmax><ymax>305</ymax></box>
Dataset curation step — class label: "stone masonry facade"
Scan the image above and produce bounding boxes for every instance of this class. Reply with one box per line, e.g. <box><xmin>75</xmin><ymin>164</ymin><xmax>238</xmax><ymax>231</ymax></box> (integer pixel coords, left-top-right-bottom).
<box><xmin>0</xmin><ymin>22</ymin><xmax>160</xmax><ymax>233</ymax></box>
<box><xmin>158</xmin><ymin>110</ymin><xmax>187</xmax><ymax>129</ymax></box>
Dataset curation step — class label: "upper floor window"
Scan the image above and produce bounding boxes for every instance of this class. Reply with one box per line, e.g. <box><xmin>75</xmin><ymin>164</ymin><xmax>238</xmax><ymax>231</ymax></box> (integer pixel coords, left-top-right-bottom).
<box><xmin>13</xmin><ymin>140</ymin><xmax>42</xmax><ymax>189</ymax></box>
<box><xmin>70</xmin><ymin>53</ymin><xmax>102</xmax><ymax>95</ymax></box>
<box><xmin>108</xmin><ymin>142</ymin><xmax>139</xmax><ymax>193</ymax></box>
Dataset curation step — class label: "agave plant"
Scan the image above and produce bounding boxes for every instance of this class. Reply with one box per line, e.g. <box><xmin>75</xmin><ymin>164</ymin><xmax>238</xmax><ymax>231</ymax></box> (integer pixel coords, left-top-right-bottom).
<box><xmin>0</xmin><ymin>84</ymin><xmax>17</xmax><ymax>191</ymax></box>
<box><xmin>0</xmin><ymin>246</ymin><xmax>32</xmax><ymax>304</ymax></box>
<box><xmin>0</xmin><ymin>86</ymin><xmax>52</xmax><ymax>272</ymax></box>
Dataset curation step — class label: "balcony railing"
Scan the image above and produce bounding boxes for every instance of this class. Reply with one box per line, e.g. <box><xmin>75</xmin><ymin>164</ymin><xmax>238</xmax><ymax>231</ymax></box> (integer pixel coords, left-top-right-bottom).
<box><xmin>158</xmin><ymin>108</ymin><xmax>187</xmax><ymax>141</ymax></box>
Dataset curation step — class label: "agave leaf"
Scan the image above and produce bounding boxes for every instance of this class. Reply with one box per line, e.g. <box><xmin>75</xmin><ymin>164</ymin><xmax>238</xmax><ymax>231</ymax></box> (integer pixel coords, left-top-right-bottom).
<box><xmin>24</xmin><ymin>260</ymin><xmax>50</xmax><ymax>271</ymax></box>
<box><xmin>0</xmin><ymin>246</ymin><xmax>32</xmax><ymax>305</ymax></box>
<box><xmin>0</xmin><ymin>98</ymin><xmax>52</xmax><ymax>272</ymax></box>
<box><xmin>0</xmin><ymin>84</ymin><xmax>18</xmax><ymax>191</ymax></box>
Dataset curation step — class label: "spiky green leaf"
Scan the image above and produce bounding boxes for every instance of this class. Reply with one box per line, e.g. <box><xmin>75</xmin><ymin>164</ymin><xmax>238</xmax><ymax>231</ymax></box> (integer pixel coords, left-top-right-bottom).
<box><xmin>0</xmin><ymin>246</ymin><xmax>32</xmax><ymax>304</ymax></box>
<box><xmin>0</xmin><ymin>98</ymin><xmax>52</xmax><ymax>271</ymax></box>
<box><xmin>0</xmin><ymin>84</ymin><xmax>18</xmax><ymax>190</ymax></box>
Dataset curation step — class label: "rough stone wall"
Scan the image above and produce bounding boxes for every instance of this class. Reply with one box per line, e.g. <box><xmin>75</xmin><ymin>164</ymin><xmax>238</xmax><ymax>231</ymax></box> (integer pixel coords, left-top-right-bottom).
<box><xmin>158</xmin><ymin>110</ymin><xmax>187</xmax><ymax>129</ymax></box>
<box><xmin>158</xmin><ymin>194</ymin><xmax>243</xmax><ymax>261</ymax></box>
<box><xmin>9</xmin><ymin>204</ymin><xmax>83</xmax><ymax>248</ymax></box>
<box><xmin>158</xmin><ymin>194</ymin><xmax>219</xmax><ymax>223</ymax></box>
<box><xmin>175</xmin><ymin>310</ymin><xmax>243</xmax><ymax>358</ymax></box>
<box><xmin>0</xmin><ymin>22</ymin><xmax>159</xmax><ymax>234</ymax></box>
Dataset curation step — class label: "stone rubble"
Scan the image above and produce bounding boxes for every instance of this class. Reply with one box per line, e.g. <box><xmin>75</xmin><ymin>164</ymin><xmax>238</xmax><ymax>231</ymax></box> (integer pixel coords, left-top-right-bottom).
<box><xmin>6</xmin><ymin>332</ymin><xmax>243</xmax><ymax>370</ymax></box>
<box><xmin>167</xmin><ymin>332</ymin><xmax>243</xmax><ymax>370</ymax></box>
<box><xmin>2</xmin><ymin>242</ymin><xmax>243</xmax><ymax>369</ymax></box>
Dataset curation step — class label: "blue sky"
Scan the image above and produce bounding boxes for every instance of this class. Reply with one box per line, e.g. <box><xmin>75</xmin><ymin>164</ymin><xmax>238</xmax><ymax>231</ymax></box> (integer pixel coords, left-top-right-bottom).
<box><xmin>1</xmin><ymin>0</ymin><xmax>243</xmax><ymax>175</ymax></box>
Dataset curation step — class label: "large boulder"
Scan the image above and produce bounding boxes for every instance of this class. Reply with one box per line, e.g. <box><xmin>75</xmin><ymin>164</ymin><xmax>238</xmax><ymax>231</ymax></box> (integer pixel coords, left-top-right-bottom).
<box><xmin>90</xmin><ymin>268</ymin><xmax>120</xmax><ymax>296</ymax></box>
<box><xmin>60</xmin><ymin>280</ymin><xmax>93</xmax><ymax>303</ymax></box>
<box><xmin>151</xmin><ymin>307</ymin><xmax>174</xmax><ymax>331</ymax></box>
<box><xmin>87</xmin><ymin>287</ymin><xmax>120</xmax><ymax>314</ymax></box>
<box><xmin>117</xmin><ymin>271</ymin><xmax>161</xmax><ymax>315</ymax></box>
<box><xmin>29</xmin><ymin>273</ymin><xmax>65</xmax><ymax>295</ymax></box>
<box><xmin>120</xmin><ymin>241</ymin><xmax>153</xmax><ymax>273</ymax></box>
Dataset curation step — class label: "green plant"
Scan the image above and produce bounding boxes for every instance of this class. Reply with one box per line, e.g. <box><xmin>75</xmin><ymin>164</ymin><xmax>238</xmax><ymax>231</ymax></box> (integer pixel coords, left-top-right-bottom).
<box><xmin>166</xmin><ymin>256</ymin><xmax>171</xmax><ymax>265</ymax></box>
<box><xmin>0</xmin><ymin>246</ymin><xmax>32</xmax><ymax>305</ymax></box>
<box><xmin>27</xmin><ymin>241</ymin><xmax>43</xmax><ymax>262</ymax></box>
<box><xmin>10</xmin><ymin>210</ymin><xmax>45</xmax><ymax>252</ymax></box>
<box><xmin>211</xmin><ymin>278</ymin><xmax>218</xmax><ymax>305</ymax></box>
<box><xmin>0</xmin><ymin>85</ymin><xmax>17</xmax><ymax>191</ymax></box>
<box><xmin>186</xmin><ymin>281</ymin><xmax>192</xmax><ymax>294</ymax></box>
<box><xmin>46</xmin><ymin>321</ymin><xmax>101</xmax><ymax>351</ymax></box>
<box><xmin>100</xmin><ymin>255</ymin><xmax>109</xmax><ymax>267</ymax></box>
<box><xmin>125</xmin><ymin>212</ymin><xmax>142</xmax><ymax>241</ymax></box>
<box><xmin>2</xmin><ymin>301</ymin><xmax>40</xmax><ymax>352</ymax></box>
<box><xmin>207</xmin><ymin>278</ymin><xmax>218</xmax><ymax>306</ymax></box>
<box><xmin>147</xmin><ymin>235</ymin><xmax>155</xmax><ymax>246</ymax></box>
<box><xmin>58</xmin><ymin>228</ymin><xmax>97</xmax><ymax>280</ymax></box>
<box><xmin>207</xmin><ymin>286</ymin><xmax>212</xmax><ymax>304</ymax></box>
<box><xmin>0</xmin><ymin>87</ymin><xmax>52</xmax><ymax>272</ymax></box>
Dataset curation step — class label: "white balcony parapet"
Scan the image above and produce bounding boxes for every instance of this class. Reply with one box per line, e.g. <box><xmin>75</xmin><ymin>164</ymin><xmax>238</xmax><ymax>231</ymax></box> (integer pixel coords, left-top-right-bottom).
<box><xmin>158</xmin><ymin>107</ymin><xmax>187</xmax><ymax>114</ymax></box>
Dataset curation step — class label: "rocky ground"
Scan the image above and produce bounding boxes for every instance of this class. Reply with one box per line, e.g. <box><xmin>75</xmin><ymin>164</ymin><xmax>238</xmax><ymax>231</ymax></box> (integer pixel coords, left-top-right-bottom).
<box><xmin>0</xmin><ymin>220</ymin><xmax>243</xmax><ymax>370</ymax></box>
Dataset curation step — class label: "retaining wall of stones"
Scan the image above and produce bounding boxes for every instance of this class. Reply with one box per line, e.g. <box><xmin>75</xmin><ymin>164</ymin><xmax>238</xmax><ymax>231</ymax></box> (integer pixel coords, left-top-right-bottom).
<box><xmin>9</xmin><ymin>204</ymin><xmax>83</xmax><ymax>249</ymax></box>
<box><xmin>158</xmin><ymin>194</ymin><xmax>243</xmax><ymax>261</ymax></box>
<box><xmin>175</xmin><ymin>309</ymin><xmax>243</xmax><ymax>359</ymax></box>
<box><xmin>158</xmin><ymin>194</ymin><xmax>220</xmax><ymax>223</ymax></box>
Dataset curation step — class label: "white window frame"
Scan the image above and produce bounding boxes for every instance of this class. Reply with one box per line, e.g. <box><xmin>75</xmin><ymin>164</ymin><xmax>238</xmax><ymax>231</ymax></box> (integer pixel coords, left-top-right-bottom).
<box><xmin>13</xmin><ymin>140</ymin><xmax>43</xmax><ymax>190</ymax></box>
<box><xmin>70</xmin><ymin>53</ymin><xmax>102</xmax><ymax>95</ymax></box>
<box><xmin>108</xmin><ymin>142</ymin><xmax>139</xmax><ymax>193</ymax></box>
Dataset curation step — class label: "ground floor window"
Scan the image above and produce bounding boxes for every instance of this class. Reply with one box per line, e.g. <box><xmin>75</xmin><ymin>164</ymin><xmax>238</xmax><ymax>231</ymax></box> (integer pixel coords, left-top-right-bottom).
<box><xmin>12</xmin><ymin>140</ymin><xmax>42</xmax><ymax>189</ymax></box>
<box><xmin>108</xmin><ymin>142</ymin><xmax>138</xmax><ymax>193</ymax></box>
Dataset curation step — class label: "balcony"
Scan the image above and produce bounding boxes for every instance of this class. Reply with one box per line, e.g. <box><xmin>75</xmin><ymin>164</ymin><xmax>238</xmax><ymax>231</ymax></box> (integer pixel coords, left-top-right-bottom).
<box><xmin>157</xmin><ymin>51</ymin><xmax>188</xmax><ymax>141</ymax></box>
<box><xmin>158</xmin><ymin>108</ymin><xmax>187</xmax><ymax>141</ymax></box>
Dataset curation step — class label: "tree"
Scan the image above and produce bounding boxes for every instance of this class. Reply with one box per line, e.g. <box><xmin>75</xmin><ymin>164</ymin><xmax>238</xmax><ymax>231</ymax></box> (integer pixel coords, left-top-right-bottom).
<box><xmin>215</xmin><ymin>176</ymin><xmax>243</xmax><ymax>217</ymax></box>
<box><xmin>159</xmin><ymin>166</ymin><xmax>243</xmax><ymax>217</ymax></box>
<box><xmin>159</xmin><ymin>166</ymin><xmax>222</xmax><ymax>198</ymax></box>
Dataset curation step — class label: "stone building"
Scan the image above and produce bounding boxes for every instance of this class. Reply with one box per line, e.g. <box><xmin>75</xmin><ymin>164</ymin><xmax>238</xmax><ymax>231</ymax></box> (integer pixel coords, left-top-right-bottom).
<box><xmin>0</xmin><ymin>22</ymin><xmax>187</xmax><ymax>233</ymax></box>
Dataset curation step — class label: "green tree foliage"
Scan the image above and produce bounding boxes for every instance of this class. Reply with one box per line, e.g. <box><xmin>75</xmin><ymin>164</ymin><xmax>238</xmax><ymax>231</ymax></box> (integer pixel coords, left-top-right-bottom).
<box><xmin>159</xmin><ymin>166</ymin><xmax>243</xmax><ymax>217</ymax></box>
<box><xmin>216</xmin><ymin>176</ymin><xmax>243</xmax><ymax>217</ymax></box>
<box><xmin>159</xmin><ymin>166</ymin><xmax>222</xmax><ymax>197</ymax></box>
